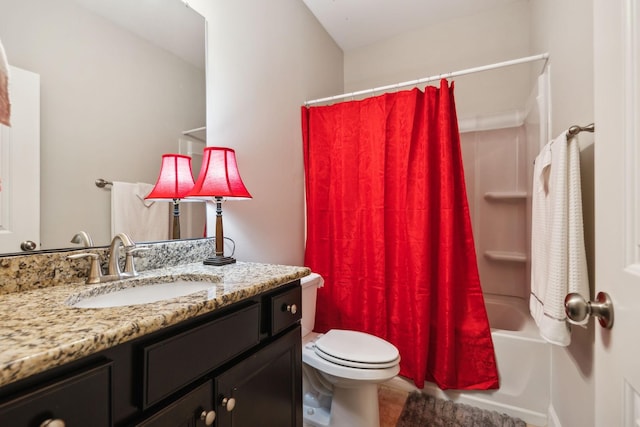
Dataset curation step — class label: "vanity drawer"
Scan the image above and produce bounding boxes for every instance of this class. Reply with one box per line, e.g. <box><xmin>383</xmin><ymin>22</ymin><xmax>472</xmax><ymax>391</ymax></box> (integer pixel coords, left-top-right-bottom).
<box><xmin>142</xmin><ymin>302</ymin><xmax>260</xmax><ymax>408</ymax></box>
<box><xmin>270</xmin><ymin>284</ymin><xmax>302</xmax><ymax>335</ymax></box>
<box><xmin>0</xmin><ymin>361</ymin><xmax>112</xmax><ymax>426</ymax></box>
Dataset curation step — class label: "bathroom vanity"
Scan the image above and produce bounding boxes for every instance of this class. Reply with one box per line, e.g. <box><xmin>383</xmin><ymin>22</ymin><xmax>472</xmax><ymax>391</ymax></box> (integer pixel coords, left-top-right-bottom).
<box><xmin>0</xmin><ymin>254</ymin><xmax>308</xmax><ymax>427</ymax></box>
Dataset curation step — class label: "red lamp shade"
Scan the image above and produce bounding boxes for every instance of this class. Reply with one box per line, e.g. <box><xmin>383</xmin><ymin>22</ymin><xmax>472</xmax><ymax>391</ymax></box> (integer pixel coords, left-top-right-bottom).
<box><xmin>146</xmin><ymin>154</ymin><xmax>195</xmax><ymax>200</ymax></box>
<box><xmin>186</xmin><ymin>147</ymin><xmax>252</xmax><ymax>199</ymax></box>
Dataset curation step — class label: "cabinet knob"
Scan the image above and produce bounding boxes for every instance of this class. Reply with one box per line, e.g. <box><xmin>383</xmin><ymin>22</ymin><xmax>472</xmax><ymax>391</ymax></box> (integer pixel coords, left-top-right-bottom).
<box><xmin>40</xmin><ymin>419</ymin><xmax>66</xmax><ymax>427</ymax></box>
<box><xmin>221</xmin><ymin>396</ymin><xmax>236</xmax><ymax>412</ymax></box>
<box><xmin>200</xmin><ymin>410</ymin><xmax>216</xmax><ymax>426</ymax></box>
<box><xmin>285</xmin><ymin>304</ymin><xmax>298</xmax><ymax>315</ymax></box>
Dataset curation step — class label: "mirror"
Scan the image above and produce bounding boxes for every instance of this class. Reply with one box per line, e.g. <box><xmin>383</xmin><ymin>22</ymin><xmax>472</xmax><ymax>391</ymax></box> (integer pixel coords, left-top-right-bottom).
<box><xmin>0</xmin><ymin>0</ymin><xmax>206</xmax><ymax>254</ymax></box>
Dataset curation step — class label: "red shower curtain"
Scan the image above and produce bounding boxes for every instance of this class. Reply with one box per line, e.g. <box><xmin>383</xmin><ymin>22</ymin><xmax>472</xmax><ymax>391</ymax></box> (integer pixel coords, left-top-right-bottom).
<box><xmin>301</xmin><ymin>80</ymin><xmax>498</xmax><ymax>390</ymax></box>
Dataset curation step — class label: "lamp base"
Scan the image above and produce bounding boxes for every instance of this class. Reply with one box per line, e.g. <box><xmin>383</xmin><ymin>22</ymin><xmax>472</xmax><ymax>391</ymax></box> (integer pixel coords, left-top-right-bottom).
<box><xmin>203</xmin><ymin>256</ymin><xmax>237</xmax><ymax>266</ymax></box>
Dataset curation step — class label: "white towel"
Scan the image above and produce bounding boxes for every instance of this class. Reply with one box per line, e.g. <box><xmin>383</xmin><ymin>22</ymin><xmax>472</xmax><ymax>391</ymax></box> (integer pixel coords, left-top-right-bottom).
<box><xmin>111</xmin><ymin>181</ymin><xmax>170</xmax><ymax>242</ymax></box>
<box><xmin>0</xmin><ymin>38</ymin><xmax>11</xmax><ymax>127</ymax></box>
<box><xmin>530</xmin><ymin>132</ymin><xmax>589</xmax><ymax>346</ymax></box>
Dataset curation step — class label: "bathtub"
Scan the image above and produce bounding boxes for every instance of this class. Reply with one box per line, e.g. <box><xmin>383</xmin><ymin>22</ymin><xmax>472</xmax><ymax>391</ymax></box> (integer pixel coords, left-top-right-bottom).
<box><xmin>387</xmin><ymin>294</ymin><xmax>549</xmax><ymax>426</ymax></box>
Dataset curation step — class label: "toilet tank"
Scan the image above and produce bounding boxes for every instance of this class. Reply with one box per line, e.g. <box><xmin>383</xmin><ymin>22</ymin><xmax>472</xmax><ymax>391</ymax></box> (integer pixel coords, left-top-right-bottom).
<box><xmin>300</xmin><ymin>273</ymin><xmax>324</xmax><ymax>337</ymax></box>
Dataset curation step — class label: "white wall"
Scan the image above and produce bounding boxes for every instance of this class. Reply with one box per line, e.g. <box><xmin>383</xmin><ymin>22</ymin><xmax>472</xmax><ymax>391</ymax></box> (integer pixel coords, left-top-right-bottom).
<box><xmin>187</xmin><ymin>0</ymin><xmax>344</xmax><ymax>266</ymax></box>
<box><xmin>530</xmin><ymin>1</ymin><xmax>595</xmax><ymax>426</ymax></box>
<box><xmin>0</xmin><ymin>0</ymin><xmax>206</xmax><ymax>249</ymax></box>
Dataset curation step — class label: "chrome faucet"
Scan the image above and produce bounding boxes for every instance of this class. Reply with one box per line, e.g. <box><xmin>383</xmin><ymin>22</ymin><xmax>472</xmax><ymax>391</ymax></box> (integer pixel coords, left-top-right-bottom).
<box><xmin>108</xmin><ymin>232</ymin><xmax>136</xmax><ymax>277</ymax></box>
<box><xmin>67</xmin><ymin>233</ymin><xmax>150</xmax><ymax>284</ymax></box>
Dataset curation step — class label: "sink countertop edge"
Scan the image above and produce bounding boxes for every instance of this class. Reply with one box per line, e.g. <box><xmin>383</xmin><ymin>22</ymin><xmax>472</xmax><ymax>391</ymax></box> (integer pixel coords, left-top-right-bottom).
<box><xmin>0</xmin><ymin>261</ymin><xmax>310</xmax><ymax>388</ymax></box>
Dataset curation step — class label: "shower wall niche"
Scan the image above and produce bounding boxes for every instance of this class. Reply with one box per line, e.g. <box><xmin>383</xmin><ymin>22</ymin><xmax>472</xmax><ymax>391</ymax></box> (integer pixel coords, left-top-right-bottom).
<box><xmin>460</xmin><ymin>125</ymin><xmax>530</xmax><ymax>300</ymax></box>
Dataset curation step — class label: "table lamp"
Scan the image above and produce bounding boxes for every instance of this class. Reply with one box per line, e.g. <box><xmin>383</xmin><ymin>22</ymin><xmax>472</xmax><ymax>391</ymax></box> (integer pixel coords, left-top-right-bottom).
<box><xmin>145</xmin><ymin>154</ymin><xmax>196</xmax><ymax>239</ymax></box>
<box><xmin>186</xmin><ymin>147</ymin><xmax>252</xmax><ymax>265</ymax></box>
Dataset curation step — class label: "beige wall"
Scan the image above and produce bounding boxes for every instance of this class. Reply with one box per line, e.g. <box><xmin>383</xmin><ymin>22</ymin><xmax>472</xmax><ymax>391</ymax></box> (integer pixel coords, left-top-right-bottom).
<box><xmin>188</xmin><ymin>0</ymin><xmax>343</xmax><ymax>265</ymax></box>
<box><xmin>0</xmin><ymin>0</ymin><xmax>206</xmax><ymax>249</ymax></box>
<box><xmin>344</xmin><ymin>1</ymin><xmax>533</xmax><ymax>121</ymax></box>
<box><xmin>530</xmin><ymin>1</ymin><xmax>595</xmax><ymax>426</ymax></box>
<box><xmin>1</xmin><ymin>0</ymin><xmax>342</xmax><ymax>260</ymax></box>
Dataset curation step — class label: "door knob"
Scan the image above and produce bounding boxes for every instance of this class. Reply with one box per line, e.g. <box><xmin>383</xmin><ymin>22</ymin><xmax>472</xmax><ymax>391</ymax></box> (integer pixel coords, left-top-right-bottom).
<box><xmin>564</xmin><ymin>291</ymin><xmax>614</xmax><ymax>329</ymax></box>
<box><xmin>20</xmin><ymin>240</ymin><xmax>37</xmax><ymax>251</ymax></box>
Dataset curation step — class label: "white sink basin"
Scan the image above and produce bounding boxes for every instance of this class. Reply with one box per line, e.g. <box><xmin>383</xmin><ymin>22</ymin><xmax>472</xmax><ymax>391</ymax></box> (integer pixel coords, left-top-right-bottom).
<box><xmin>69</xmin><ymin>280</ymin><xmax>216</xmax><ymax>308</ymax></box>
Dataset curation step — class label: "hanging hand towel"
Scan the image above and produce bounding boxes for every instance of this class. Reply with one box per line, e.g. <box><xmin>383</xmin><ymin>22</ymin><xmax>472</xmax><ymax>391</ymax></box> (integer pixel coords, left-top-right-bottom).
<box><xmin>530</xmin><ymin>132</ymin><xmax>589</xmax><ymax>346</ymax></box>
<box><xmin>111</xmin><ymin>181</ymin><xmax>170</xmax><ymax>242</ymax></box>
<box><xmin>0</xmin><ymin>38</ymin><xmax>11</xmax><ymax>127</ymax></box>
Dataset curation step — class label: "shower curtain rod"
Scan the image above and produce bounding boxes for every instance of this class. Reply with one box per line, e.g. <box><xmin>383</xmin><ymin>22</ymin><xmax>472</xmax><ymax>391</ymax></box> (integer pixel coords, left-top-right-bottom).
<box><xmin>304</xmin><ymin>53</ymin><xmax>550</xmax><ymax>106</ymax></box>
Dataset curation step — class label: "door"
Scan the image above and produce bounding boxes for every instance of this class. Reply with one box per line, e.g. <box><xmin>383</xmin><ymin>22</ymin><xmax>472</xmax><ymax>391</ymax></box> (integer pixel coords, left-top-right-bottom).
<box><xmin>0</xmin><ymin>65</ymin><xmax>39</xmax><ymax>253</ymax></box>
<box><xmin>594</xmin><ymin>0</ymin><xmax>640</xmax><ymax>425</ymax></box>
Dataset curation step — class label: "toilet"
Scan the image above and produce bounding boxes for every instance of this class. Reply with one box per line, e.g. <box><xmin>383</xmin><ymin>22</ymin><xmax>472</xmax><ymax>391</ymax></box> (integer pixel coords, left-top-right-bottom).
<box><xmin>300</xmin><ymin>273</ymin><xmax>400</xmax><ymax>427</ymax></box>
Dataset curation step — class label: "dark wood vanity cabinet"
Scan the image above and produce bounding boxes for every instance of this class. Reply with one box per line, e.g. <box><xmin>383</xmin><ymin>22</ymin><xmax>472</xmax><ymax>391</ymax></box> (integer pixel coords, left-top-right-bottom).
<box><xmin>0</xmin><ymin>280</ymin><xmax>303</xmax><ymax>427</ymax></box>
<box><xmin>214</xmin><ymin>327</ymin><xmax>301</xmax><ymax>427</ymax></box>
<box><xmin>137</xmin><ymin>326</ymin><xmax>301</xmax><ymax>427</ymax></box>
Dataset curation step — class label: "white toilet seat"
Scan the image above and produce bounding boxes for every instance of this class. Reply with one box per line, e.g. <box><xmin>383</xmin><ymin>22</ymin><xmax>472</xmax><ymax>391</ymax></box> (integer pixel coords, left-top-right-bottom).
<box><xmin>303</xmin><ymin>345</ymin><xmax>400</xmax><ymax>381</ymax></box>
<box><xmin>314</xmin><ymin>347</ymin><xmax>400</xmax><ymax>369</ymax></box>
<box><xmin>313</xmin><ymin>329</ymin><xmax>400</xmax><ymax>369</ymax></box>
<box><xmin>302</xmin><ymin>330</ymin><xmax>401</xmax><ymax>381</ymax></box>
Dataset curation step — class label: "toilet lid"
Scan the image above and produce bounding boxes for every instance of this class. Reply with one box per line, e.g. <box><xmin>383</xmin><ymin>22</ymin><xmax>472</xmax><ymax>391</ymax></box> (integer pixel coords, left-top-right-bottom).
<box><xmin>314</xmin><ymin>329</ymin><xmax>400</xmax><ymax>369</ymax></box>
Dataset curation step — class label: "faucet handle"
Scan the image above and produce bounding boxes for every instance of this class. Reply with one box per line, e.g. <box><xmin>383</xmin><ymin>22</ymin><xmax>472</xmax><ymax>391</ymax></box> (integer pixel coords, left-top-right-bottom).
<box><xmin>67</xmin><ymin>253</ymin><xmax>103</xmax><ymax>284</ymax></box>
<box><xmin>124</xmin><ymin>246</ymin><xmax>150</xmax><ymax>276</ymax></box>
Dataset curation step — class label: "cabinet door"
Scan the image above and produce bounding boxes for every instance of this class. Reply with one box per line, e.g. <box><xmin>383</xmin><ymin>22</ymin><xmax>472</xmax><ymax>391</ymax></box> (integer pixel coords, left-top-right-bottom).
<box><xmin>215</xmin><ymin>327</ymin><xmax>302</xmax><ymax>427</ymax></box>
<box><xmin>0</xmin><ymin>362</ymin><xmax>112</xmax><ymax>427</ymax></box>
<box><xmin>136</xmin><ymin>380</ymin><xmax>215</xmax><ymax>427</ymax></box>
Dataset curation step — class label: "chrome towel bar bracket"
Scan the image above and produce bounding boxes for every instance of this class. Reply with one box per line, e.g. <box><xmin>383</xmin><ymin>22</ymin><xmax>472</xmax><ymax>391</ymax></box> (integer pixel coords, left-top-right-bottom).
<box><xmin>95</xmin><ymin>178</ymin><xmax>113</xmax><ymax>188</ymax></box>
<box><xmin>566</xmin><ymin>123</ymin><xmax>595</xmax><ymax>138</ymax></box>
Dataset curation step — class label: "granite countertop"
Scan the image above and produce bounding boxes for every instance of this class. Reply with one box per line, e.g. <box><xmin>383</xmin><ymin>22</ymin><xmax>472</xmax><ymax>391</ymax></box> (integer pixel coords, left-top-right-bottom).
<box><xmin>0</xmin><ymin>261</ymin><xmax>310</xmax><ymax>388</ymax></box>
